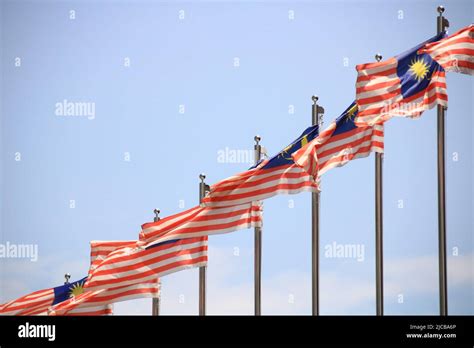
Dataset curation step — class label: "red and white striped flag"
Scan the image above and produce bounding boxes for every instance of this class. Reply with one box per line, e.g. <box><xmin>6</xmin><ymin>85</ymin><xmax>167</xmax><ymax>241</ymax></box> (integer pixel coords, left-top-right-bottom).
<box><xmin>48</xmin><ymin>280</ymin><xmax>160</xmax><ymax>316</ymax></box>
<box><xmin>292</xmin><ymin>103</ymin><xmax>384</xmax><ymax>178</ymax></box>
<box><xmin>355</xmin><ymin>33</ymin><xmax>448</xmax><ymax>127</ymax></box>
<box><xmin>89</xmin><ymin>240</ymin><xmax>137</xmax><ymax>273</ymax></box>
<box><xmin>201</xmin><ymin>125</ymin><xmax>320</xmax><ymax>207</ymax></box>
<box><xmin>419</xmin><ymin>24</ymin><xmax>474</xmax><ymax>75</ymax></box>
<box><xmin>84</xmin><ymin>237</ymin><xmax>208</xmax><ymax>291</ymax></box>
<box><xmin>0</xmin><ymin>288</ymin><xmax>55</xmax><ymax>316</ymax></box>
<box><xmin>140</xmin><ymin>202</ymin><xmax>262</xmax><ymax>246</ymax></box>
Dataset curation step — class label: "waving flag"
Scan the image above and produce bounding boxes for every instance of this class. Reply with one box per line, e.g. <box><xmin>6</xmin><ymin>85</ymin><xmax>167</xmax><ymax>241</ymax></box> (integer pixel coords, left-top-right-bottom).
<box><xmin>89</xmin><ymin>240</ymin><xmax>137</xmax><ymax>273</ymax></box>
<box><xmin>201</xmin><ymin>125</ymin><xmax>320</xmax><ymax>207</ymax></box>
<box><xmin>419</xmin><ymin>24</ymin><xmax>474</xmax><ymax>75</ymax></box>
<box><xmin>0</xmin><ymin>288</ymin><xmax>55</xmax><ymax>316</ymax></box>
<box><xmin>84</xmin><ymin>237</ymin><xmax>208</xmax><ymax>291</ymax></box>
<box><xmin>292</xmin><ymin>102</ymin><xmax>384</xmax><ymax>178</ymax></box>
<box><xmin>355</xmin><ymin>33</ymin><xmax>448</xmax><ymax>126</ymax></box>
<box><xmin>140</xmin><ymin>202</ymin><xmax>262</xmax><ymax>246</ymax></box>
<box><xmin>0</xmin><ymin>277</ymin><xmax>99</xmax><ymax>316</ymax></box>
<box><xmin>48</xmin><ymin>280</ymin><xmax>159</xmax><ymax>316</ymax></box>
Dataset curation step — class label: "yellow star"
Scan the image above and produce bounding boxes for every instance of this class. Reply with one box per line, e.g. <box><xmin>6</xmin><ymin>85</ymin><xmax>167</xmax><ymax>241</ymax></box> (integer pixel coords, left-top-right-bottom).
<box><xmin>69</xmin><ymin>282</ymin><xmax>84</xmax><ymax>298</ymax></box>
<box><xmin>409</xmin><ymin>57</ymin><xmax>430</xmax><ymax>81</ymax></box>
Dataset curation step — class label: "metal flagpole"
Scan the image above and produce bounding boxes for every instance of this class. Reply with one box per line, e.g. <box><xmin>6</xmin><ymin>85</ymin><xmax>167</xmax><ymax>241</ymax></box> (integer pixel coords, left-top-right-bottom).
<box><xmin>311</xmin><ymin>95</ymin><xmax>324</xmax><ymax>316</ymax></box>
<box><xmin>374</xmin><ymin>54</ymin><xmax>384</xmax><ymax>316</ymax></box>
<box><xmin>198</xmin><ymin>173</ymin><xmax>210</xmax><ymax>316</ymax></box>
<box><xmin>152</xmin><ymin>209</ymin><xmax>161</xmax><ymax>316</ymax></box>
<box><xmin>254</xmin><ymin>135</ymin><xmax>263</xmax><ymax>316</ymax></box>
<box><xmin>436</xmin><ymin>5</ymin><xmax>449</xmax><ymax>316</ymax></box>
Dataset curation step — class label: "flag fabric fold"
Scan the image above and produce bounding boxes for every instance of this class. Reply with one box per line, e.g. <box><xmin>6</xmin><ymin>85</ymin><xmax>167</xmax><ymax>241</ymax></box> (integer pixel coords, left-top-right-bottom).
<box><xmin>201</xmin><ymin>125</ymin><xmax>320</xmax><ymax>207</ymax></box>
<box><xmin>0</xmin><ymin>277</ymin><xmax>108</xmax><ymax>316</ymax></box>
<box><xmin>292</xmin><ymin>102</ymin><xmax>384</xmax><ymax>178</ymax></box>
<box><xmin>84</xmin><ymin>237</ymin><xmax>208</xmax><ymax>291</ymax></box>
<box><xmin>419</xmin><ymin>24</ymin><xmax>474</xmax><ymax>75</ymax></box>
<box><xmin>89</xmin><ymin>240</ymin><xmax>138</xmax><ymax>274</ymax></box>
<box><xmin>0</xmin><ymin>288</ymin><xmax>55</xmax><ymax>316</ymax></box>
<box><xmin>140</xmin><ymin>201</ymin><xmax>262</xmax><ymax>246</ymax></box>
<box><xmin>48</xmin><ymin>280</ymin><xmax>160</xmax><ymax>316</ymax></box>
<box><xmin>355</xmin><ymin>33</ymin><xmax>448</xmax><ymax>126</ymax></box>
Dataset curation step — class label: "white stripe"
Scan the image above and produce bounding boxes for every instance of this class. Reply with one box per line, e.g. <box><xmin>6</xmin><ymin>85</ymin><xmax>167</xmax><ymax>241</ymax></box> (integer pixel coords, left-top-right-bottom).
<box><xmin>204</xmin><ymin>185</ymin><xmax>319</xmax><ymax>207</ymax></box>
<box><xmin>209</xmin><ymin>169</ymin><xmax>313</xmax><ymax>197</ymax></box>
<box><xmin>317</xmin><ymin>127</ymin><xmax>381</xmax><ymax>156</ymax></box>
<box><xmin>94</xmin><ymin>240</ymin><xmax>207</xmax><ymax>272</ymax></box>
<box><xmin>140</xmin><ymin>204</ymin><xmax>257</xmax><ymax>236</ymax></box>
<box><xmin>318</xmin><ymin>135</ymin><xmax>384</xmax><ymax>168</ymax></box>
<box><xmin>356</xmin><ymin>80</ymin><xmax>400</xmax><ymax>100</ymax></box>
<box><xmin>355</xmin><ymin>73</ymin><xmax>398</xmax><ymax>89</ymax></box>
<box><xmin>91</xmin><ymin>249</ymin><xmax>208</xmax><ymax>281</ymax></box>
<box><xmin>144</xmin><ymin>220</ymin><xmax>262</xmax><ymax>247</ymax></box>
<box><xmin>357</xmin><ymin>60</ymin><xmax>398</xmax><ymax>76</ymax></box>
<box><xmin>211</xmin><ymin>165</ymin><xmax>304</xmax><ymax>188</ymax></box>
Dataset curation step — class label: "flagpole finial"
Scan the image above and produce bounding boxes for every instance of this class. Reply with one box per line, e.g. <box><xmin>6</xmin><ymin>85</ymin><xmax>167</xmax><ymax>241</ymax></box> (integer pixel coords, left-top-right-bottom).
<box><xmin>254</xmin><ymin>135</ymin><xmax>261</xmax><ymax>144</ymax></box>
<box><xmin>153</xmin><ymin>209</ymin><xmax>160</xmax><ymax>222</ymax></box>
<box><xmin>312</xmin><ymin>95</ymin><xmax>318</xmax><ymax>104</ymax></box>
<box><xmin>375</xmin><ymin>54</ymin><xmax>383</xmax><ymax>62</ymax></box>
<box><xmin>64</xmin><ymin>273</ymin><xmax>71</xmax><ymax>284</ymax></box>
<box><xmin>199</xmin><ymin>173</ymin><xmax>206</xmax><ymax>182</ymax></box>
<box><xmin>437</xmin><ymin>5</ymin><xmax>445</xmax><ymax>15</ymax></box>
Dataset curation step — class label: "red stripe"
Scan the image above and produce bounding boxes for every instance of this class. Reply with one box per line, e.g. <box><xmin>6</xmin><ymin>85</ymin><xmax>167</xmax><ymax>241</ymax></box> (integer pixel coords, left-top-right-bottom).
<box><xmin>69</xmin><ymin>308</ymin><xmax>112</xmax><ymax>316</ymax></box>
<box><xmin>87</xmin><ymin>288</ymin><xmax>157</xmax><ymax>303</ymax></box>
<box><xmin>143</xmin><ymin>215</ymin><xmax>261</xmax><ymax>241</ymax></box>
<box><xmin>141</xmin><ymin>206</ymin><xmax>202</xmax><ymax>231</ymax></box>
<box><xmin>356</xmin><ymin>57</ymin><xmax>397</xmax><ymax>71</ymax></box>
<box><xmin>0</xmin><ymin>296</ymin><xmax>52</xmax><ymax>313</ymax></box>
<box><xmin>317</xmin><ymin>129</ymin><xmax>383</xmax><ymax>160</ymax></box>
<box><xmin>209</xmin><ymin>168</ymin><xmax>310</xmax><ymax>193</ymax></box>
<box><xmin>357</xmin><ymin>87</ymin><xmax>402</xmax><ymax>105</ymax></box>
<box><xmin>87</xmin><ymin>256</ymin><xmax>208</xmax><ymax>288</ymax></box>
<box><xmin>358</xmin><ymin>79</ymin><xmax>447</xmax><ymax>117</ymax></box>
<box><xmin>320</xmin><ymin>142</ymin><xmax>383</xmax><ymax>169</ymax></box>
<box><xmin>92</xmin><ymin>237</ymin><xmax>205</xmax><ymax>269</ymax></box>
<box><xmin>90</xmin><ymin>245</ymin><xmax>208</xmax><ymax>277</ymax></box>
<box><xmin>202</xmin><ymin>180</ymin><xmax>316</xmax><ymax>203</ymax></box>
<box><xmin>356</xmin><ymin>78</ymin><xmax>399</xmax><ymax>94</ymax></box>
<box><xmin>443</xmin><ymin>59</ymin><xmax>474</xmax><ymax>70</ymax></box>
<box><xmin>426</xmin><ymin>35</ymin><xmax>473</xmax><ymax>52</ymax></box>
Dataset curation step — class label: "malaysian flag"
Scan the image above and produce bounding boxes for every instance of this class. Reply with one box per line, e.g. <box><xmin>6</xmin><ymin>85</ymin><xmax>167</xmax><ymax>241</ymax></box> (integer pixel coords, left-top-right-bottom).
<box><xmin>49</xmin><ymin>241</ymin><xmax>162</xmax><ymax>315</ymax></box>
<box><xmin>355</xmin><ymin>33</ymin><xmax>448</xmax><ymax>127</ymax></box>
<box><xmin>419</xmin><ymin>24</ymin><xmax>474</xmax><ymax>75</ymax></box>
<box><xmin>292</xmin><ymin>102</ymin><xmax>384</xmax><ymax>178</ymax></box>
<box><xmin>201</xmin><ymin>125</ymin><xmax>320</xmax><ymax>207</ymax></box>
<box><xmin>89</xmin><ymin>240</ymin><xmax>138</xmax><ymax>273</ymax></box>
<box><xmin>0</xmin><ymin>277</ymin><xmax>107</xmax><ymax>316</ymax></box>
<box><xmin>140</xmin><ymin>202</ymin><xmax>262</xmax><ymax>246</ymax></box>
<box><xmin>84</xmin><ymin>237</ymin><xmax>208</xmax><ymax>291</ymax></box>
<box><xmin>48</xmin><ymin>280</ymin><xmax>160</xmax><ymax>316</ymax></box>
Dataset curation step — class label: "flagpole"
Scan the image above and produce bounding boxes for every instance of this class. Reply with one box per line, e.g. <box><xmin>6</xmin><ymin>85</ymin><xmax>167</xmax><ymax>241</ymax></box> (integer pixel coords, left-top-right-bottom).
<box><xmin>371</xmin><ymin>54</ymin><xmax>385</xmax><ymax>316</ymax></box>
<box><xmin>198</xmin><ymin>173</ymin><xmax>209</xmax><ymax>316</ymax></box>
<box><xmin>254</xmin><ymin>135</ymin><xmax>263</xmax><ymax>316</ymax></box>
<box><xmin>436</xmin><ymin>5</ymin><xmax>449</xmax><ymax>316</ymax></box>
<box><xmin>152</xmin><ymin>209</ymin><xmax>161</xmax><ymax>316</ymax></box>
<box><xmin>311</xmin><ymin>95</ymin><xmax>324</xmax><ymax>316</ymax></box>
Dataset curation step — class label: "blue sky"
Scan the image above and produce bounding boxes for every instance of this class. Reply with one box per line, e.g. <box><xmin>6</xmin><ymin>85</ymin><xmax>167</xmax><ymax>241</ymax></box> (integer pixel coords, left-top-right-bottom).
<box><xmin>0</xmin><ymin>0</ymin><xmax>472</xmax><ymax>315</ymax></box>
